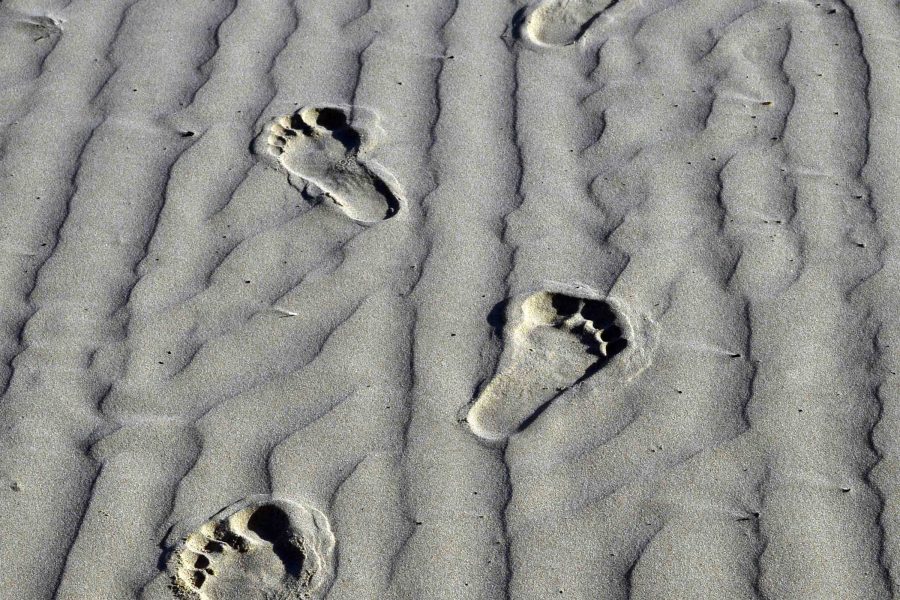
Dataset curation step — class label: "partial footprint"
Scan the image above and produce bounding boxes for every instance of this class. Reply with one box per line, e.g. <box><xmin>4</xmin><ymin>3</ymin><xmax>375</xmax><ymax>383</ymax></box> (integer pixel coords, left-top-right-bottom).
<box><xmin>467</xmin><ymin>290</ymin><xmax>628</xmax><ymax>442</ymax></box>
<box><xmin>169</xmin><ymin>497</ymin><xmax>335</xmax><ymax>600</ymax></box>
<box><xmin>263</xmin><ymin>106</ymin><xmax>400</xmax><ymax>224</ymax></box>
<box><xmin>518</xmin><ymin>0</ymin><xmax>618</xmax><ymax>47</ymax></box>
<box><xmin>0</xmin><ymin>7</ymin><xmax>63</xmax><ymax>42</ymax></box>
<box><xmin>15</xmin><ymin>14</ymin><xmax>63</xmax><ymax>41</ymax></box>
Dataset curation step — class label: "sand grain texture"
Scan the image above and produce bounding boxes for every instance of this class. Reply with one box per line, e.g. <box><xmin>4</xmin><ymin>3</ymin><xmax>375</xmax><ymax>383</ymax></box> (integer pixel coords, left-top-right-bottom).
<box><xmin>0</xmin><ymin>0</ymin><xmax>897</xmax><ymax>599</ymax></box>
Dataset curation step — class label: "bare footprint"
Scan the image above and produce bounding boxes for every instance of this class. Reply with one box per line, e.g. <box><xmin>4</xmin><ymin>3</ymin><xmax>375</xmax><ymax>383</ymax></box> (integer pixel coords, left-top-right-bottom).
<box><xmin>15</xmin><ymin>14</ymin><xmax>63</xmax><ymax>41</ymax></box>
<box><xmin>263</xmin><ymin>106</ymin><xmax>399</xmax><ymax>224</ymax></box>
<box><xmin>0</xmin><ymin>6</ymin><xmax>64</xmax><ymax>42</ymax></box>
<box><xmin>169</xmin><ymin>497</ymin><xmax>335</xmax><ymax>600</ymax></box>
<box><xmin>467</xmin><ymin>290</ymin><xmax>628</xmax><ymax>442</ymax></box>
<box><xmin>519</xmin><ymin>0</ymin><xmax>619</xmax><ymax>47</ymax></box>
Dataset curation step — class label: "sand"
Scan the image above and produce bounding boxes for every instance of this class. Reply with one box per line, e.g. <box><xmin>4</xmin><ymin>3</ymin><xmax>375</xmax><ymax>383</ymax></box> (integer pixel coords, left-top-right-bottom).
<box><xmin>0</xmin><ymin>0</ymin><xmax>897</xmax><ymax>598</ymax></box>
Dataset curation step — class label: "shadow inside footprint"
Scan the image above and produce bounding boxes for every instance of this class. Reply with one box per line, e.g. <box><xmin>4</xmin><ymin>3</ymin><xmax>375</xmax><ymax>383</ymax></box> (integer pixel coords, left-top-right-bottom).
<box><xmin>265</xmin><ymin>106</ymin><xmax>400</xmax><ymax>223</ymax></box>
<box><xmin>313</xmin><ymin>107</ymin><xmax>349</xmax><ymax>130</ymax></box>
<box><xmin>247</xmin><ymin>505</ymin><xmax>306</xmax><ymax>577</ymax></box>
<box><xmin>468</xmin><ymin>291</ymin><xmax>628</xmax><ymax>441</ymax></box>
<box><xmin>311</xmin><ymin>107</ymin><xmax>361</xmax><ymax>150</ymax></box>
<box><xmin>246</xmin><ymin>504</ymin><xmax>291</xmax><ymax>543</ymax></box>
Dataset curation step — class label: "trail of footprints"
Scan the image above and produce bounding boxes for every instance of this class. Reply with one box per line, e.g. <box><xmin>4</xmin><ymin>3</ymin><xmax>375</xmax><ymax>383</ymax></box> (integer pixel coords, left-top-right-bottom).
<box><xmin>167</xmin><ymin>6</ymin><xmax>637</xmax><ymax>591</ymax></box>
<box><xmin>170</xmin><ymin>499</ymin><xmax>335</xmax><ymax>600</ymax></box>
<box><xmin>468</xmin><ymin>291</ymin><xmax>628</xmax><ymax>441</ymax></box>
<box><xmin>263</xmin><ymin>106</ymin><xmax>400</xmax><ymax>224</ymax></box>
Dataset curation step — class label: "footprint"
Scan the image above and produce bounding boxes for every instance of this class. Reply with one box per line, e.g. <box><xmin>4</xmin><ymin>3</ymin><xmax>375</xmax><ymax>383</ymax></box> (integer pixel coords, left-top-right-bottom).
<box><xmin>263</xmin><ymin>106</ymin><xmax>400</xmax><ymax>224</ymax></box>
<box><xmin>518</xmin><ymin>0</ymin><xmax>619</xmax><ymax>47</ymax></box>
<box><xmin>2</xmin><ymin>9</ymin><xmax>63</xmax><ymax>42</ymax></box>
<box><xmin>169</xmin><ymin>497</ymin><xmax>335</xmax><ymax>600</ymax></box>
<box><xmin>467</xmin><ymin>290</ymin><xmax>628</xmax><ymax>441</ymax></box>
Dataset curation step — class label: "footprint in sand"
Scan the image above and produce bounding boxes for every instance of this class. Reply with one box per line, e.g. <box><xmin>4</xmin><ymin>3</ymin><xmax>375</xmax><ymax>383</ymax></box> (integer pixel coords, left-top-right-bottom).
<box><xmin>263</xmin><ymin>106</ymin><xmax>400</xmax><ymax>224</ymax></box>
<box><xmin>169</xmin><ymin>497</ymin><xmax>335</xmax><ymax>600</ymax></box>
<box><xmin>518</xmin><ymin>0</ymin><xmax>619</xmax><ymax>47</ymax></box>
<box><xmin>467</xmin><ymin>290</ymin><xmax>628</xmax><ymax>442</ymax></box>
<box><xmin>15</xmin><ymin>14</ymin><xmax>63</xmax><ymax>41</ymax></box>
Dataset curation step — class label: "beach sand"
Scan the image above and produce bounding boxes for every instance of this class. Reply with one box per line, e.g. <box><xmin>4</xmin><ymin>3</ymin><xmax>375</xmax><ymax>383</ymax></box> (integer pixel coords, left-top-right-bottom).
<box><xmin>0</xmin><ymin>0</ymin><xmax>898</xmax><ymax>598</ymax></box>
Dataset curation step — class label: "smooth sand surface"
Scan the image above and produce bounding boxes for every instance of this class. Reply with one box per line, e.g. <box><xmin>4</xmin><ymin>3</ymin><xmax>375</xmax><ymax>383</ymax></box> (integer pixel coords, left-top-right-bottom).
<box><xmin>0</xmin><ymin>0</ymin><xmax>898</xmax><ymax>598</ymax></box>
